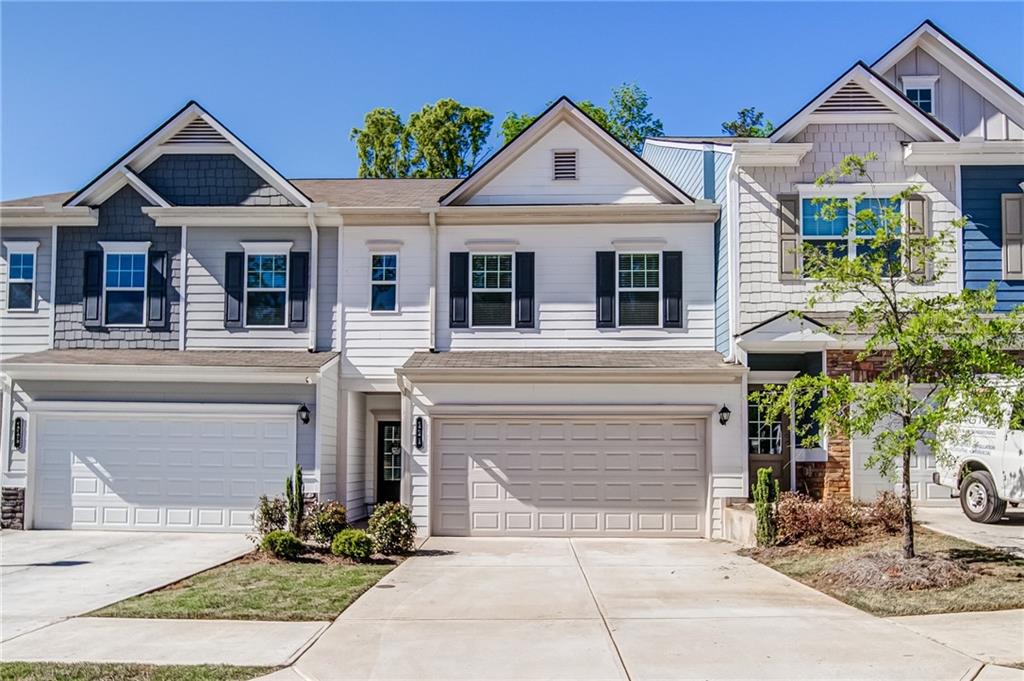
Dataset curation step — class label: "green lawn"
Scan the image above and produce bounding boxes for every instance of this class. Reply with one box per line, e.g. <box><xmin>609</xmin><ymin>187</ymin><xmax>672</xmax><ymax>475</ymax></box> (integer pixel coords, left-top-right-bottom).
<box><xmin>747</xmin><ymin>527</ymin><xmax>1024</xmax><ymax>617</ymax></box>
<box><xmin>91</xmin><ymin>554</ymin><xmax>395</xmax><ymax>621</ymax></box>
<box><xmin>0</xmin><ymin>663</ymin><xmax>275</xmax><ymax>681</ymax></box>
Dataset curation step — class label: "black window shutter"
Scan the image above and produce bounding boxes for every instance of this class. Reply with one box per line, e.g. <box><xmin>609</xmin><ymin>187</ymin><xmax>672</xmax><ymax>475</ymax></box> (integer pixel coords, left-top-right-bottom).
<box><xmin>450</xmin><ymin>252</ymin><xmax>469</xmax><ymax>328</ymax></box>
<box><xmin>146</xmin><ymin>250</ymin><xmax>169</xmax><ymax>329</ymax></box>
<box><xmin>288</xmin><ymin>251</ymin><xmax>310</xmax><ymax>328</ymax></box>
<box><xmin>224</xmin><ymin>252</ymin><xmax>244</xmax><ymax>329</ymax></box>
<box><xmin>83</xmin><ymin>250</ymin><xmax>103</xmax><ymax>327</ymax></box>
<box><xmin>595</xmin><ymin>251</ymin><xmax>615</xmax><ymax>328</ymax></box>
<box><xmin>662</xmin><ymin>251</ymin><xmax>683</xmax><ymax>328</ymax></box>
<box><xmin>515</xmin><ymin>252</ymin><xmax>535</xmax><ymax>328</ymax></box>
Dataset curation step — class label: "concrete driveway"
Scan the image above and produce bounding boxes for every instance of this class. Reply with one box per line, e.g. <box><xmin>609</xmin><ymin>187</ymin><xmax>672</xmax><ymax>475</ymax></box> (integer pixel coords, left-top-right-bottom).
<box><xmin>1</xmin><ymin>530</ymin><xmax>250</xmax><ymax>643</ymax></box>
<box><xmin>915</xmin><ymin>506</ymin><xmax>1024</xmax><ymax>556</ymax></box>
<box><xmin>292</xmin><ymin>537</ymin><xmax>980</xmax><ymax>681</ymax></box>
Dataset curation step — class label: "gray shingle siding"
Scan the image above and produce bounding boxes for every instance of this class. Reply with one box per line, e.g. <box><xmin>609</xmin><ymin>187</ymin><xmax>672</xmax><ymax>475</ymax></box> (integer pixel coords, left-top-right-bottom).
<box><xmin>139</xmin><ymin>154</ymin><xmax>292</xmax><ymax>206</ymax></box>
<box><xmin>53</xmin><ymin>185</ymin><xmax>180</xmax><ymax>349</ymax></box>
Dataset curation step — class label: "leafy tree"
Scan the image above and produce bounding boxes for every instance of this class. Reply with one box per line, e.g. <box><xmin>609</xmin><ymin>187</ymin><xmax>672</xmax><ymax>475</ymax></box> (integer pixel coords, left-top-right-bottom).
<box><xmin>501</xmin><ymin>84</ymin><xmax>663</xmax><ymax>153</ymax></box>
<box><xmin>752</xmin><ymin>152</ymin><xmax>1024</xmax><ymax>559</ymax></box>
<box><xmin>350</xmin><ymin>99</ymin><xmax>492</xmax><ymax>178</ymax></box>
<box><xmin>721</xmin><ymin>107</ymin><xmax>774</xmax><ymax>137</ymax></box>
<box><xmin>350</xmin><ymin>108</ymin><xmax>412</xmax><ymax>179</ymax></box>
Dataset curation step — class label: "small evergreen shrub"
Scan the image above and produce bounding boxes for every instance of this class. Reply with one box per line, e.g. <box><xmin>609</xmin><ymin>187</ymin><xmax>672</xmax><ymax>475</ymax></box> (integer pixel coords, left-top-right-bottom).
<box><xmin>752</xmin><ymin>467</ymin><xmax>781</xmax><ymax>547</ymax></box>
<box><xmin>868</xmin><ymin>491</ymin><xmax>903</xmax><ymax>534</ymax></box>
<box><xmin>253</xmin><ymin>495</ymin><xmax>287</xmax><ymax>538</ymax></box>
<box><xmin>331</xmin><ymin>529</ymin><xmax>374</xmax><ymax>562</ymax></box>
<box><xmin>261</xmin><ymin>530</ymin><xmax>304</xmax><ymax>560</ymax></box>
<box><xmin>284</xmin><ymin>465</ymin><xmax>306</xmax><ymax>537</ymax></box>
<box><xmin>368</xmin><ymin>502</ymin><xmax>417</xmax><ymax>555</ymax></box>
<box><xmin>307</xmin><ymin>501</ymin><xmax>349</xmax><ymax>545</ymax></box>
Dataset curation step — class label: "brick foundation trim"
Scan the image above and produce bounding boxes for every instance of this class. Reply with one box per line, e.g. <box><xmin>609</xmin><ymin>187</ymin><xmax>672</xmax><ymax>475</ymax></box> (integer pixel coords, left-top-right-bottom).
<box><xmin>2</xmin><ymin>487</ymin><xmax>25</xmax><ymax>530</ymax></box>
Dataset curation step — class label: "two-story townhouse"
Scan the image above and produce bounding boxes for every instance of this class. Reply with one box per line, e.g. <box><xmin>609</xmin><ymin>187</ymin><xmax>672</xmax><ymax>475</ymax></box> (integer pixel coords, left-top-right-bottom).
<box><xmin>2</xmin><ymin>97</ymin><xmax>750</xmax><ymax>539</ymax></box>
<box><xmin>644</xmin><ymin>20</ymin><xmax>1024</xmax><ymax>506</ymax></box>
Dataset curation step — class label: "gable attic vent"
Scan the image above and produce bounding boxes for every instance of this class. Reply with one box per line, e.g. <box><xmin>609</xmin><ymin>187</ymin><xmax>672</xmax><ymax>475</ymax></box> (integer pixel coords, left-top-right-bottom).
<box><xmin>553</xmin><ymin>150</ymin><xmax>578</xmax><ymax>180</ymax></box>
<box><xmin>814</xmin><ymin>81</ymin><xmax>893</xmax><ymax>114</ymax></box>
<box><xmin>166</xmin><ymin>117</ymin><xmax>229</xmax><ymax>145</ymax></box>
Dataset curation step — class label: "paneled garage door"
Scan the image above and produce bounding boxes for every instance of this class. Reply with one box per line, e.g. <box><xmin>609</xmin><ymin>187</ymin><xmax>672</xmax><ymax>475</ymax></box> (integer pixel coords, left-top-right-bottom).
<box><xmin>432</xmin><ymin>416</ymin><xmax>707</xmax><ymax>537</ymax></box>
<box><xmin>32</xmin><ymin>406</ymin><xmax>296</xmax><ymax>532</ymax></box>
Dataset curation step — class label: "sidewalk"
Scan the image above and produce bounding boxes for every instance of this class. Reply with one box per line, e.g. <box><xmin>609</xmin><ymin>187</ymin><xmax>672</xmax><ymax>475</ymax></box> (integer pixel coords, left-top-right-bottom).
<box><xmin>892</xmin><ymin>609</ymin><xmax>1024</xmax><ymax>667</ymax></box>
<box><xmin>1</xmin><ymin>617</ymin><xmax>326</xmax><ymax>667</ymax></box>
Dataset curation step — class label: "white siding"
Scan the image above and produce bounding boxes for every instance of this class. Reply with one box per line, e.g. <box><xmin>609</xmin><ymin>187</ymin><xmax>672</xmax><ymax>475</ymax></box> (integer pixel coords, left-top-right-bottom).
<box><xmin>362</xmin><ymin>392</ymin><xmax>401</xmax><ymax>509</ymax></box>
<box><xmin>884</xmin><ymin>47</ymin><xmax>1024</xmax><ymax>141</ymax></box>
<box><xmin>437</xmin><ymin>222</ymin><xmax>716</xmax><ymax>351</ymax></box>
<box><xmin>184</xmin><ymin>226</ymin><xmax>311</xmax><ymax>350</ymax></box>
<box><xmin>466</xmin><ymin>121</ymin><xmax>659</xmax><ymax>205</ymax></box>
<box><xmin>2</xmin><ymin>384</ymin><xmax>30</xmax><ymax>487</ymax></box>
<box><xmin>736</xmin><ymin>123</ymin><xmax>959</xmax><ymax>331</ymax></box>
<box><xmin>342</xmin><ymin>390</ymin><xmax>367</xmax><ymax>519</ymax></box>
<box><xmin>1</xmin><ymin>227</ymin><xmax>53</xmax><ymax>360</ymax></box>
<box><xmin>317</xmin><ymin>361</ymin><xmax>339</xmax><ymax>500</ymax></box>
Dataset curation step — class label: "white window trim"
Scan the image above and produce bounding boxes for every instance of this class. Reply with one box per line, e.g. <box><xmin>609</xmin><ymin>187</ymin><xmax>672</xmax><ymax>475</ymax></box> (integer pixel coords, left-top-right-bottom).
<box><xmin>98</xmin><ymin>241</ymin><xmax>150</xmax><ymax>328</ymax></box>
<box><xmin>469</xmin><ymin>252</ymin><xmax>515</xmax><ymax>329</ymax></box>
<box><xmin>900</xmin><ymin>75</ymin><xmax>939</xmax><ymax>115</ymax></box>
<box><xmin>798</xmin><ymin>190</ymin><xmax>906</xmax><ymax>272</ymax></box>
<box><xmin>615</xmin><ymin>251</ymin><xmax>662</xmax><ymax>328</ymax></box>
<box><xmin>369</xmin><ymin>252</ymin><xmax>400</xmax><ymax>314</ymax></box>
<box><xmin>242</xmin><ymin>247</ymin><xmax>291</xmax><ymax>329</ymax></box>
<box><xmin>3</xmin><ymin>240</ymin><xmax>40</xmax><ymax>313</ymax></box>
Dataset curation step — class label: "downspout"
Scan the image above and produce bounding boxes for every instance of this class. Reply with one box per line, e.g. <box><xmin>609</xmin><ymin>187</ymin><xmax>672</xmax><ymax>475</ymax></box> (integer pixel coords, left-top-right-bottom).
<box><xmin>335</xmin><ymin>220</ymin><xmax>344</xmax><ymax>354</ymax></box>
<box><xmin>48</xmin><ymin>225</ymin><xmax>57</xmax><ymax>348</ymax></box>
<box><xmin>307</xmin><ymin>207</ymin><xmax>319</xmax><ymax>352</ymax></box>
<box><xmin>428</xmin><ymin>210</ymin><xmax>438</xmax><ymax>351</ymax></box>
<box><xmin>178</xmin><ymin>225</ymin><xmax>187</xmax><ymax>352</ymax></box>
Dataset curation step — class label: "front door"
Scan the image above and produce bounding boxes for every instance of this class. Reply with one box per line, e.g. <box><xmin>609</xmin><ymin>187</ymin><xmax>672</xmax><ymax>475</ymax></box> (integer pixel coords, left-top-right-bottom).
<box><xmin>747</xmin><ymin>391</ymin><xmax>792</xmax><ymax>494</ymax></box>
<box><xmin>376</xmin><ymin>421</ymin><xmax>402</xmax><ymax>504</ymax></box>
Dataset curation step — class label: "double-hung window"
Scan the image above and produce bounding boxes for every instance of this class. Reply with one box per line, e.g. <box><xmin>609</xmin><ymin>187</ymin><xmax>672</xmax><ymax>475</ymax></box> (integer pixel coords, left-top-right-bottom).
<box><xmin>100</xmin><ymin>241</ymin><xmax>149</xmax><ymax>326</ymax></box>
<box><xmin>801</xmin><ymin>199</ymin><xmax>849</xmax><ymax>259</ymax></box>
<box><xmin>370</xmin><ymin>254</ymin><xmax>398</xmax><ymax>312</ymax></box>
<box><xmin>245</xmin><ymin>252</ymin><xmax>288</xmax><ymax>327</ymax></box>
<box><xmin>905</xmin><ymin>88</ymin><xmax>933</xmax><ymax>113</ymax></box>
<box><xmin>4</xmin><ymin>241</ymin><xmax>38</xmax><ymax>311</ymax></box>
<box><xmin>470</xmin><ymin>254</ymin><xmax>513</xmax><ymax>327</ymax></box>
<box><xmin>801</xmin><ymin>195</ymin><xmax>902</xmax><ymax>273</ymax></box>
<box><xmin>617</xmin><ymin>252</ymin><xmax>660</xmax><ymax>327</ymax></box>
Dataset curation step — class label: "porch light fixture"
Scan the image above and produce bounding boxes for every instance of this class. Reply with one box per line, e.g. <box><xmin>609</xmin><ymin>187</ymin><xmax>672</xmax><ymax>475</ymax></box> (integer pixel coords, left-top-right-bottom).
<box><xmin>297</xmin><ymin>403</ymin><xmax>311</xmax><ymax>425</ymax></box>
<box><xmin>718</xmin><ymin>405</ymin><xmax>731</xmax><ymax>426</ymax></box>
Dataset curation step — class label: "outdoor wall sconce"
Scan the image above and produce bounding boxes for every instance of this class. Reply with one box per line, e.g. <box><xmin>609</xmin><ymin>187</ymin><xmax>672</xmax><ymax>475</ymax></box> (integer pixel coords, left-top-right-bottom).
<box><xmin>297</xmin><ymin>403</ymin><xmax>311</xmax><ymax>425</ymax></box>
<box><xmin>718</xmin><ymin>405</ymin><xmax>731</xmax><ymax>426</ymax></box>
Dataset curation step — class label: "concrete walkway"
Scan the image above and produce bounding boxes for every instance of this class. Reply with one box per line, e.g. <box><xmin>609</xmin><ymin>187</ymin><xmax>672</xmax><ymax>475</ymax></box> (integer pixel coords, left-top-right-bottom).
<box><xmin>289</xmin><ymin>537</ymin><xmax>980</xmax><ymax>681</ymax></box>
<box><xmin>892</xmin><ymin>609</ymin><xmax>1024</xmax><ymax>666</ymax></box>
<box><xmin>1</xmin><ymin>530</ymin><xmax>251</xmax><ymax>641</ymax></box>
<box><xmin>0</xmin><ymin>617</ymin><xmax>326</xmax><ymax>666</ymax></box>
<box><xmin>915</xmin><ymin>507</ymin><xmax>1024</xmax><ymax>557</ymax></box>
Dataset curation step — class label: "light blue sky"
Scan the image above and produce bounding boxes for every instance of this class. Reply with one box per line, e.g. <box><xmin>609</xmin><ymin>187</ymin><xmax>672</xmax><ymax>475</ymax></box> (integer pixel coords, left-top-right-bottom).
<box><xmin>2</xmin><ymin>2</ymin><xmax>1022</xmax><ymax>200</ymax></box>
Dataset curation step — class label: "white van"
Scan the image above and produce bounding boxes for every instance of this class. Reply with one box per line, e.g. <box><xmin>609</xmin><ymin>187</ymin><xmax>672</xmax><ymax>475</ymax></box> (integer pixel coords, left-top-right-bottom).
<box><xmin>935</xmin><ymin>385</ymin><xmax>1024</xmax><ymax>523</ymax></box>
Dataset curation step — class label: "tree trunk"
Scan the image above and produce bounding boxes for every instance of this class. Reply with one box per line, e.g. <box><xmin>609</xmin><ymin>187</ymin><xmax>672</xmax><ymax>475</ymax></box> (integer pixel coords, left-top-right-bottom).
<box><xmin>901</xmin><ymin>445</ymin><xmax>915</xmax><ymax>559</ymax></box>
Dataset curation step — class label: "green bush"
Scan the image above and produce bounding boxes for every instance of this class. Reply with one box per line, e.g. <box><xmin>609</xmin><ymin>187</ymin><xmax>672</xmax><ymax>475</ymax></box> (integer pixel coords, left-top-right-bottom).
<box><xmin>331</xmin><ymin>529</ymin><xmax>374</xmax><ymax>562</ymax></box>
<box><xmin>752</xmin><ymin>467</ymin><xmax>781</xmax><ymax>547</ymax></box>
<box><xmin>253</xmin><ymin>495</ymin><xmax>287</xmax><ymax>538</ymax></box>
<box><xmin>261</xmin><ymin>530</ymin><xmax>304</xmax><ymax>560</ymax></box>
<box><xmin>306</xmin><ymin>501</ymin><xmax>349</xmax><ymax>545</ymax></box>
<box><xmin>368</xmin><ymin>502</ymin><xmax>417</xmax><ymax>555</ymax></box>
<box><xmin>284</xmin><ymin>465</ymin><xmax>305</xmax><ymax>537</ymax></box>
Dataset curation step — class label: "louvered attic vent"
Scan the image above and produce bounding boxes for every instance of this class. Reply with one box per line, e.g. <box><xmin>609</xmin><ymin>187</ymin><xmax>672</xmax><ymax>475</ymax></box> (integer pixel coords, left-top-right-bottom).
<box><xmin>166</xmin><ymin>117</ymin><xmax>229</xmax><ymax>144</ymax></box>
<box><xmin>553</xmin><ymin>150</ymin><xmax>578</xmax><ymax>180</ymax></box>
<box><xmin>815</xmin><ymin>81</ymin><xmax>893</xmax><ymax>114</ymax></box>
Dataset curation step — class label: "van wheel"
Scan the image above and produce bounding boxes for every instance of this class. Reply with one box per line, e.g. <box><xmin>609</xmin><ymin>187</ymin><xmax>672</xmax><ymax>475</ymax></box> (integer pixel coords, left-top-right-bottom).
<box><xmin>960</xmin><ymin>471</ymin><xmax>1007</xmax><ymax>524</ymax></box>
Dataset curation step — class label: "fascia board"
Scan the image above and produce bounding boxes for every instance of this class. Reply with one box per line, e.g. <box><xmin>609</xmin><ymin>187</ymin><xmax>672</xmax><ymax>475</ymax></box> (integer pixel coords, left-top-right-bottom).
<box><xmin>5</xmin><ymin>363</ymin><xmax>321</xmax><ymax>384</ymax></box>
<box><xmin>395</xmin><ymin>366</ymin><xmax>746</xmax><ymax>385</ymax></box>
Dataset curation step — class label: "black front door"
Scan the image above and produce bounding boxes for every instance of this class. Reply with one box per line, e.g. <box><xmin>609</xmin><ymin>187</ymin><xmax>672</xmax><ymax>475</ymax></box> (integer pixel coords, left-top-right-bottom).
<box><xmin>376</xmin><ymin>421</ymin><xmax>402</xmax><ymax>503</ymax></box>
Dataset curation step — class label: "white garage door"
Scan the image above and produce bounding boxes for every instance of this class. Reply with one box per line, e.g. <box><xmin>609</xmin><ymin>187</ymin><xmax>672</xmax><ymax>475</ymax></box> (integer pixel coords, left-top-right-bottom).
<box><xmin>432</xmin><ymin>416</ymin><xmax>707</xmax><ymax>537</ymax></box>
<box><xmin>851</xmin><ymin>433</ymin><xmax>954</xmax><ymax>506</ymax></box>
<box><xmin>32</xmin><ymin>405</ymin><xmax>297</xmax><ymax>532</ymax></box>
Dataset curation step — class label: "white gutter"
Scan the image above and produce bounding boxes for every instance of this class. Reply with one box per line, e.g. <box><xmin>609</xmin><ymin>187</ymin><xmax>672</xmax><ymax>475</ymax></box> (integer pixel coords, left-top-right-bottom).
<box><xmin>4</xmin><ymin>363</ymin><xmax>324</xmax><ymax>384</ymax></box>
<box><xmin>178</xmin><ymin>225</ymin><xmax>188</xmax><ymax>352</ymax></box>
<box><xmin>48</xmin><ymin>225</ymin><xmax>57</xmax><ymax>348</ymax></box>
<box><xmin>726</xmin><ymin>156</ymin><xmax>741</xmax><ymax>364</ymax></box>
<box><xmin>307</xmin><ymin>207</ymin><xmax>319</xmax><ymax>352</ymax></box>
<box><xmin>428</xmin><ymin>210</ymin><xmax>438</xmax><ymax>350</ymax></box>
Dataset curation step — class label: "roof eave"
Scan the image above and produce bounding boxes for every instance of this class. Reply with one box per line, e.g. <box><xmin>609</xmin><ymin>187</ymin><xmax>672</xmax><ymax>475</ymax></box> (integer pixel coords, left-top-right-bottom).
<box><xmin>5</xmin><ymin>362</ymin><xmax>324</xmax><ymax>384</ymax></box>
<box><xmin>396</xmin><ymin>365</ymin><xmax>745</xmax><ymax>384</ymax></box>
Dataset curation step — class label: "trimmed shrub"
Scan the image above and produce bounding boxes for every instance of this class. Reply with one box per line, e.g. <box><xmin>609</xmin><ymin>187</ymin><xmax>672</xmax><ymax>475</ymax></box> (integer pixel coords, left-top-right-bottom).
<box><xmin>306</xmin><ymin>501</ymin><xmax>349</xmax><ymax>545</ymax></box>
<box><xmin>776</xmin><ymin>492</ymin><xmax>863</xmax><ymax>547</ymax></box>
<box><xmin>261</xmin><ymin>530</ymin><xmax>304</xmax><ymax>560</ymax></box>
<box><xmin>284</xmin><ymin>465</ymin><xmax>305</xmax><ymax>537</ymax></box>
<box><xmin>368</xmin><ymin>502</ymin><xmax>417</xmax><ymax>555</ymax></box>
<box><xmin>752</xmin><ymin>467</ymin><xmax>781</xmax><ymax>547</ymax></box>
<box><xmin>253</xmin><ymin>495</ymin><xmax>287</xmax><ymax>538</ymax></box>
<box><xmin>868</xmin><ymin>491</ymin><xmax>903</xmax><ymax>534</ymax></box>
<box><xmin>331</xmin><ymin>529</ymin><xmax>374</xmax><ymax>562</ymax></box>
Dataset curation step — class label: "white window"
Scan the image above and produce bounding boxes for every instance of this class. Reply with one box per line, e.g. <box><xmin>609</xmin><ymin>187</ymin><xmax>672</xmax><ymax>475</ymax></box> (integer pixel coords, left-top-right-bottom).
<box><xmin>3</xmin><ymin>241</ymin><xmax>39</xmax><ymax>312</ymax></box>
<box><xmin>470</xmin><ymin>253</ymin><xmax>513</xmax><ymax>327</ymax></box>
<box><xmin>240</xmin><ymin>242</ymin><xmax>292</xmax><ymax>328</ymax></box>
<box><xmin>799</xmin><ymin>191</ymin><xmax>903</xmax><ymax>276</ymax></box>
<box><xmin>99</xmin><ymin>241</ymin><xmax>149</xmax><ymax>326</ymax></box>
<box><xmin>617</xmin><ymin>252</ymin><xmax>660</xmax><ymax>327</ymax></box>
<box><xmin>900</xmin><ymin>75</ymin><xmax>938</xmax><ymax>115</ymax></box>
<box><xmin>370</xmin><ymin>254</ymin><xmax>398</xmax><ymax>312</ymax></box>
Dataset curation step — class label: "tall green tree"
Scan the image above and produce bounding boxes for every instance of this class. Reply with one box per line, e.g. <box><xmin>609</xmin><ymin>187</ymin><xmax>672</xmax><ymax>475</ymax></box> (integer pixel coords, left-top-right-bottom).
<box><xmin>501</xmin><ymin>84</ymin><xmax>663</xmax><ymax>153</ymax></box>
<box><xmin>350</xmin><ymin>108</ymin><xmax>412</xmax><ymax>179</ymax></box>
<box><xmin>350</xmin><ymin>99</ymin><xmax>493</xmax><ymax>178</ymax></box>
<box><xmin>721</xmin><ymin>107</ymin><xmax>774</xmax><ymax>137</ymax></box>
<box><xmin>752</xmin><ymin>152</ymin><xmax>1024</xmax><ymax>559</ymax></box>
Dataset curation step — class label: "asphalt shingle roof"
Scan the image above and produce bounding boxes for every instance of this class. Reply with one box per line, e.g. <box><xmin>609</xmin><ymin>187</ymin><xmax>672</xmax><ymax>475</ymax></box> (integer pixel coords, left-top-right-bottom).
<box><xmin>290</xmin><ymin>179</ymin><xmax>459</xmax><ymax>207</ymax></box>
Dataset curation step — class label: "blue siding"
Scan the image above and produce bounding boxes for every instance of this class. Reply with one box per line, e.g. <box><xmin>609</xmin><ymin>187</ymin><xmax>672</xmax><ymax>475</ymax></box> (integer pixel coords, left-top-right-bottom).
<box><xmin>642</xmin><ymin>141</ymin><xmax>733</xmax><ymax>352</ymax></box>
<box><xmin>961</xmin><ymin>165</ymin><xmax>1024</xmax><ymax>312</ymax></box>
